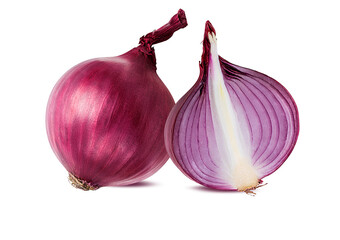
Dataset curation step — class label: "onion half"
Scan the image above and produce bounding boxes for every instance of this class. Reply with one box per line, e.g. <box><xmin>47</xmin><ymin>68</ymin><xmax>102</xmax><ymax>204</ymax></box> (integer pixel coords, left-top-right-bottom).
<box><xmin>46</xmin><ymin>10</ymin><xmax>187</xmax><ymax>190</ymax></box>
<box><xmin>165</xmin><ymin>21</ymin><xmax>299</xmax><ymax>192</ymax></box>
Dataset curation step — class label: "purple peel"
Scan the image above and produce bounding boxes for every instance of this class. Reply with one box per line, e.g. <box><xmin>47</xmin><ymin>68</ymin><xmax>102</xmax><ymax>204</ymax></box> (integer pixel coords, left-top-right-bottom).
<box><xmin>46</xmin><ymin>10</ymin><xmax>187</xmax><ymax>190</ymax></box>
<box><xmin>164</xmin><ymin>21</ymin><xmax>299</xmax><ymax>192</ymax></box>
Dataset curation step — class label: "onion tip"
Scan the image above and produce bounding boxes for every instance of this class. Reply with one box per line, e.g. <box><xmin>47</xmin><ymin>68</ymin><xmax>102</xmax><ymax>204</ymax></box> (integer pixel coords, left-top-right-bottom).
<box><xmin>176</xmin><ymin>9</ymin><xmax>188</xmax><ymax>27</ymax></box>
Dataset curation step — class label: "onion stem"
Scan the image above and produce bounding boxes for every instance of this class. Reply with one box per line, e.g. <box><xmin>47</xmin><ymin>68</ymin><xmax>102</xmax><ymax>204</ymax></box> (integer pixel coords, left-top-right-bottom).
<box><xmin>139</xmin><ymin>9</ymin><xmax>187</xmax><ymax>47</ymax></box>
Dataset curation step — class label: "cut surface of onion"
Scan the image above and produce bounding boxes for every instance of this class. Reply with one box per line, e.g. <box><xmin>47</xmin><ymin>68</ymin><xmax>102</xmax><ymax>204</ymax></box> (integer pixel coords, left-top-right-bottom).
<box><xmin>164</xmin><ymin>21</ymin><xmax>299</xmax><ymax>192</ymax></box>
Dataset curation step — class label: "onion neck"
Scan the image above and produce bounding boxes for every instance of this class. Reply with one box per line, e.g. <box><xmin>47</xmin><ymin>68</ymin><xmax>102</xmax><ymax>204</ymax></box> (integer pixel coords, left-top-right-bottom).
<box><xmin>199</xmin><ymin>21</ymin><xmax>216</xmax><ymax>83</ymax></box>
<box><xmin>139</xmin><ymin>9</ymin><xmax>187</xmax><ymax>47</ymax></box>
<box><xmin>138</xmin><ymin>9</ymin><xmax>187</xmax><ymax>65</ymax></box>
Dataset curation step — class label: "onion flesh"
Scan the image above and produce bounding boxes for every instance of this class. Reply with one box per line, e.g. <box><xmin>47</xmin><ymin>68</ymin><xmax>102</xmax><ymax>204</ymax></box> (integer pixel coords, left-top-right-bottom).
<box><xmin>46</xmin><ymin>10</ymin><xmax>187</xmax><ymax>190</ymax></box>
<box><xmin>164</xmin><ymin>21</ymin><xmax>299</xmax><ymax>192</ymax></box>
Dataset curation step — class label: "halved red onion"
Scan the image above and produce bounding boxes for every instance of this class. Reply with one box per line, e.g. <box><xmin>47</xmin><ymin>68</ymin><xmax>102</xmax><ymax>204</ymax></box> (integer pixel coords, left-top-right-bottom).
<box><xmin>46</xmin><ymin>10</ymin><xmax>187</xmax><ymax>190</ymax></box>
<box><xmin>165</xmin><ymin>21</ymin><xmax>299</xmax><ymax>192</ymax></box>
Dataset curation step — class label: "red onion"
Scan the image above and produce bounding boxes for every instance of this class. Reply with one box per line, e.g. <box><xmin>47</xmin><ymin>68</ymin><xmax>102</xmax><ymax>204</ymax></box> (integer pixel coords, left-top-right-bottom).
<box><xmin>164</xmin><ymin>21</ymin><xmax>299</xmax><ymax>193</ymax></box>
<box><xmin>46</xmin><ymin>10</ymin><xmax>187</xmax><ymax>190</ymax></box>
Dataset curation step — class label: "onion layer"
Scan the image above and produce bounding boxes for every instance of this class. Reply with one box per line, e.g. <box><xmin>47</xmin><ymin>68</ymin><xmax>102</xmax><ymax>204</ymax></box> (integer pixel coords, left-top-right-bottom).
<box><xmin>164</xmin><ymin>21</ymin><xmax>299</xmax><ymax>192</ymax></box>
<box><xmin>46</xmin><ymin>10</ymin><xmax>187</xmax><ymax>190</ymax></box>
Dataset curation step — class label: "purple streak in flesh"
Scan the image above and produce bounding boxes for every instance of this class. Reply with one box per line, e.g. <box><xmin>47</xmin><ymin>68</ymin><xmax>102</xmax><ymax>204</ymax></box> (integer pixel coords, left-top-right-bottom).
<box><xmin>46</xmin><ymin>10</ymin><xmax>187</xmax><ymax>190</ymax></box>
<box><xmin>164</xmin><ymin>21</ymin><xmax>299</xmax><ymax>192</ymax></box>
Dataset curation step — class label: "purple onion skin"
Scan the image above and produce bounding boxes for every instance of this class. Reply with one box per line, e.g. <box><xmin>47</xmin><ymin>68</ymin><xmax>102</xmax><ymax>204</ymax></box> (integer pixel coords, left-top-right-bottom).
<box><xmin>46</xmin><ymin>10</ymin><xmax>187</xmax><ymax>189</ymax></box>
<box><xmin>165</xmin><ymin>21</ymin><xmax>299</xmax><ymax>191</ymax></box>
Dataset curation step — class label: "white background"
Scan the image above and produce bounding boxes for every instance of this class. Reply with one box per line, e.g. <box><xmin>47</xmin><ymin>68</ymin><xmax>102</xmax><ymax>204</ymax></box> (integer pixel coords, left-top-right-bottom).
<box><xmin>1</xmin><ymin>0</ymin><xmax>339</xmax><ymax>239</ymax></box>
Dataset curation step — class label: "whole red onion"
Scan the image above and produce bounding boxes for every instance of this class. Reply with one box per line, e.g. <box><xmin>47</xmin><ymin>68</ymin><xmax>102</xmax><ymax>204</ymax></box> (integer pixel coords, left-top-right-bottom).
<box><xmin>46</xmin><ymin>10</ymin><xmax>187</xmax><ymax>190</ymax></box>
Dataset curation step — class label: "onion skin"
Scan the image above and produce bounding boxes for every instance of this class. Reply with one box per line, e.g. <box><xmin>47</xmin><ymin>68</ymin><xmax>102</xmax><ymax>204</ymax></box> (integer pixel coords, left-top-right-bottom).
<box><xmin>46</xmin><ymin>10</ymin><xmax>187</xmax><ymax>189</ymax></box>
<box><xmin>164</xmin><ymin>21</ymin><xmax>299</xmax><ymax>192</ymax></box>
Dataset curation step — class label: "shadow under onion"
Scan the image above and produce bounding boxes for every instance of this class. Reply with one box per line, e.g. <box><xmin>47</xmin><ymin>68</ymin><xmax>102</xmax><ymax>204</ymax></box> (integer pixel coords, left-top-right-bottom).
<box><xmin>118</xmin><ymin>181</ymin><xmax>158</xmax><ymax>188</ymax></box>
<box><xmin>189</xmin><ymin>186</ymin><xmax>241</xmax><ymax>194</ymax></box>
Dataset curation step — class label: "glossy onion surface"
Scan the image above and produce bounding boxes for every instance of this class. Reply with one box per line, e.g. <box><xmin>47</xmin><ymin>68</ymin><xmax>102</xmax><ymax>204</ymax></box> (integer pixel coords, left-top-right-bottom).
<box><xmin>46</xmin><ymin>10</ymin><xmax>187</xmax><ymax>190</ymax></box>
<box><xmin>165</xmin><ymin>21</ymin><xmax>299</xmax><ymax>192</ymax></box>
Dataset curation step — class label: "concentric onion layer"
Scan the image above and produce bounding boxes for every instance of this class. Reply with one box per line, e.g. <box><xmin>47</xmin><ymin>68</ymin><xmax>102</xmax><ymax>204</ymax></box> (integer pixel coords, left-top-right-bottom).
<box><xmin>165</xmin><ymin>22</ymin><xmax>299</xmax><ymax>191</ymax></box>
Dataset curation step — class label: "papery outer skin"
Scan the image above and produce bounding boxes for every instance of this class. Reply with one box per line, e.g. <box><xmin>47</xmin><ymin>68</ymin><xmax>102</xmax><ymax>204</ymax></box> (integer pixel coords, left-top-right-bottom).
<box><xmin>165</xmin><ymin>21</ymin><xmax>299</xmax><ymax>191</ymax></box>
<box><xmin>46</xmin><ymin>10</ymin><xmax>187</xmax><ymax>188</ymax></box>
